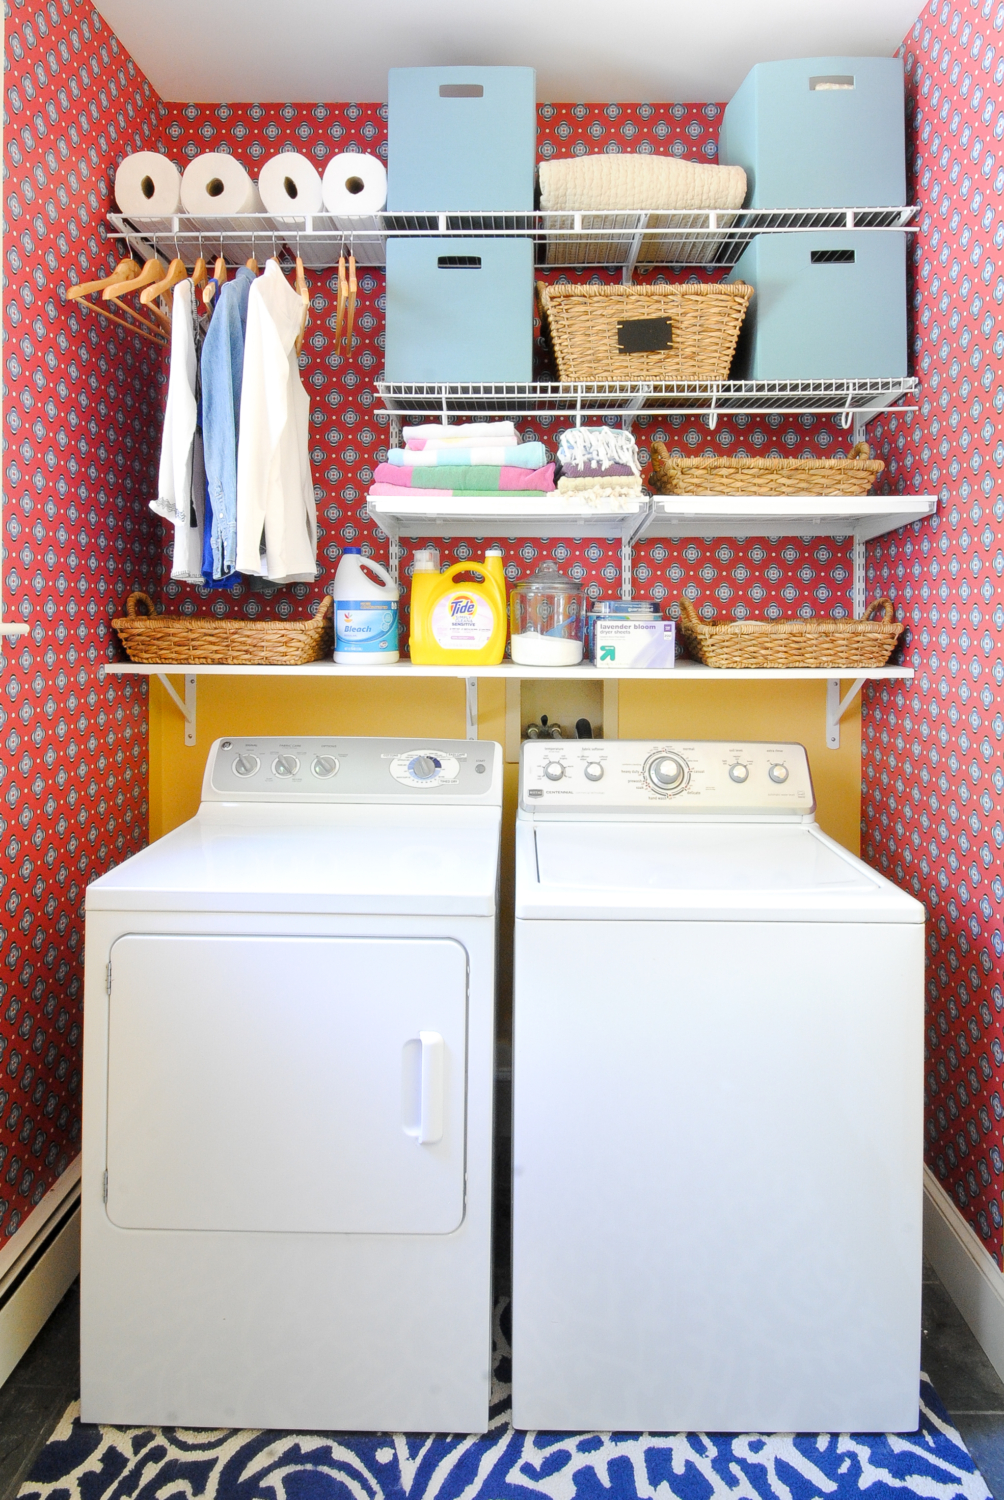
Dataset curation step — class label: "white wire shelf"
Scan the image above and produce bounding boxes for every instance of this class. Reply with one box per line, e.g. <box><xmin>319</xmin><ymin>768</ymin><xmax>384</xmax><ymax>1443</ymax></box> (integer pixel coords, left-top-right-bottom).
<box><xmin>376</xmin><ymin>379</ymin><xmax>919</xmax><ymax>431</ymax></box>
<box><xmin>108</xmin><ymin>205</ymin><xmax>916</xmax><ymax>273</ymax></box>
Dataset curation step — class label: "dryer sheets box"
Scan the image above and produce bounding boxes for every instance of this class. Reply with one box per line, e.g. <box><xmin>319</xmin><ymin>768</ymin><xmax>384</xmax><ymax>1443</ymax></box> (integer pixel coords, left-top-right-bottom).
<box><xmin>594</xmin><ymin>619</ymin><xmax>676</xmax><ymax>668</ymax></box>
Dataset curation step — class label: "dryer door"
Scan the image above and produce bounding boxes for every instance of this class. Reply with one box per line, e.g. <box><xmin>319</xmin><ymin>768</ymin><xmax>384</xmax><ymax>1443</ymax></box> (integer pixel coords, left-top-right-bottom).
<box><xmin>105</xmin><ymin>934</ymin><xmax>468</xmax><ymax>1234</ymax></box>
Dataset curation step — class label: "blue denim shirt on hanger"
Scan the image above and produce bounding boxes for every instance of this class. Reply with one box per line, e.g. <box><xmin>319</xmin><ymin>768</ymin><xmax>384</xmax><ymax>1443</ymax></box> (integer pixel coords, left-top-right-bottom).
<box><xmin>201</xmin><ymin>264</ymin><xmax>255</xmax><ymax>582</ymax></box>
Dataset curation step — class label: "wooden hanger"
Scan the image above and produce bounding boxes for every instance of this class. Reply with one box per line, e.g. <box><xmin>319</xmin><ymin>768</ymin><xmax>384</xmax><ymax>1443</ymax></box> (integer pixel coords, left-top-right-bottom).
<box><xmin>334</xmin><ymin>253</ymin><xmax>347</xmax><ymax>347</ymax></box>
<box><xmin>67</xmin><ymin>257</ymin><xmax>142</xmax><ymax>301</ymax></box>
<box><xmin>203</xmin><ymin>255</ymin><xmax>228</xmax><ymax>309</ymax></box>
<box><xmin>344</xmin><ymin>252</ymin><xmax>357</xmax><ymax>353</ymax></box>
<box><xmin>140</xmin><ymin>256</ymin><xmax>188</xmax><ymax>307</ymax></box>
<box><xmin>294</xmin><ymin>255</ymin><xmax>310</xmax><ymax>355</ymax></box>
<box><xmin>191</xmin><ymin>255</ymin><xmax>209</xmax><ymax>289</ymax></box>
<box><xmin>67</xmin><ymin>256</ymin><xmax>168</xmax><ymax>346</ymax></box>
<box><xmin>246</xmin><ymin>255</ymin><xmax>259</xmax><ymax>275</ymax></box>
<box><xmin>103</xmin><ymin>256</ymin><xmax>171</xmax><ymax>335</ymax></box>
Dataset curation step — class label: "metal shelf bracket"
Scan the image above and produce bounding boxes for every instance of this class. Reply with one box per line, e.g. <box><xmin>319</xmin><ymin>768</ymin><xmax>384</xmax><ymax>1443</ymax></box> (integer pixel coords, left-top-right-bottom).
<box><xmin>156</xmin><ymin>672</ymin><xmax>197</xmax><ymax>746</ymax></box>
<box><xmin>826</xmin><ymin>675</ymin><xmax>866</xmax><ymax>750</ymax></box>
<box><xmin>465</xmin><ymin>677</ymin><xmax>478</xmax><ymax>739</ymax></box>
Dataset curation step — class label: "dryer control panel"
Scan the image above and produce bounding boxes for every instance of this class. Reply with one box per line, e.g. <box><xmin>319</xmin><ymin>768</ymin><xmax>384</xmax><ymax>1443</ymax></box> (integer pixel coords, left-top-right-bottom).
<box><xmin>519</xmin><ymin>740</ymin><xmax>815</xmax><ymax>818</ymax></box>
<box><xmin>203</xmin><ymin>736</ymin><xmax>502</xmax><ymax>804</ymax></box>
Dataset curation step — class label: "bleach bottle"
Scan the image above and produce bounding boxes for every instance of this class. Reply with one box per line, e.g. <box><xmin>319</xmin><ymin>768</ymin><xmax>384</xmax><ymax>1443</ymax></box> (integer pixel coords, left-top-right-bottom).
<box><xmin>332</xmin><ymin>548</ymin><xmax>400</xmax><ymax>664</ymax></box>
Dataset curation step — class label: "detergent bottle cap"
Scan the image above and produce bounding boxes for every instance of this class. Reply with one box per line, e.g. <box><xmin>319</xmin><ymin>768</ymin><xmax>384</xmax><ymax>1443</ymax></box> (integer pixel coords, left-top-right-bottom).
<box><xmin>413</xmin><ymin>547</ymin><xmax>440</xmax><ymax>573</ymax></box>
<box><xmin>343</xmin><ymin>546</ymin><xmax>362</xmax><ymax>554</ymax></box>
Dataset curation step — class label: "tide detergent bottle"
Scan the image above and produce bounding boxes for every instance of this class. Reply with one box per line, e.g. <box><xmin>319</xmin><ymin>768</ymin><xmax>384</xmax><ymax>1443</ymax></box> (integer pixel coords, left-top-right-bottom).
<box><xmin>332</xmin><ymin>547</ymin><xmax>400</xmax><ymax>664</ymax></box>
<box><xmin>409</xmin><ymin>547</ymin><xmax>507</xmax><ymax>665</ymax></box>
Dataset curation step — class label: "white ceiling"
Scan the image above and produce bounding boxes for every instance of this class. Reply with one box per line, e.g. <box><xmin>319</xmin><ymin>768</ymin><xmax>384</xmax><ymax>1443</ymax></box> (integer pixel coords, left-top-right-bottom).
<box><xmin>95</xmin><ymin>0</ymin><xmax>922</xmax><ymax>104</ymax></box>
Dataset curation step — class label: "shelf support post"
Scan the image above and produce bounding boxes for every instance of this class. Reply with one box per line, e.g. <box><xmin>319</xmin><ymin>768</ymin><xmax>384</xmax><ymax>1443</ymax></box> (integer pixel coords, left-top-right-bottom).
<box><xmin>852</xmin><ymin>534</ymin><xmax>866</xmax><ymax>619</ymax></box>
<box><xmin>825</xmin><ymin>676</ymin><xmax>866</xmax><ymax>750</ymax></box>
<box><xmin>156</xmin><ymin>673</ymin><xmax>196</xmax><ymax>746</ymax></box>
<box><xmin>465</xmin><ymin>677</ymin><xmax>478</xmax><ymax>740</ymax></box>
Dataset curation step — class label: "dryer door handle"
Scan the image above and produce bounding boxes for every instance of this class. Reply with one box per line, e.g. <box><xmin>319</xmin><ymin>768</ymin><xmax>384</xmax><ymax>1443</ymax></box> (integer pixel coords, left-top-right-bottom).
<box><xmin>418</xmin><ymin>1031</ymin><xmax>445</xmax><ymax>1144</ymax></box>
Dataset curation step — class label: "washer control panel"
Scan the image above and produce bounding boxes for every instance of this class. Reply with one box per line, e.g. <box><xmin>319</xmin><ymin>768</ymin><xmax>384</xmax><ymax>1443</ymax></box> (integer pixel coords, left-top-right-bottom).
<box><xmin>520</xmin><ymin>741</ymin><xmax>814</xmax><ymax>817</ymax></box>
<box><xmin>204</xmin><ymin>736</ymin><xmax>501</xmax><ymax>803</ymax></box>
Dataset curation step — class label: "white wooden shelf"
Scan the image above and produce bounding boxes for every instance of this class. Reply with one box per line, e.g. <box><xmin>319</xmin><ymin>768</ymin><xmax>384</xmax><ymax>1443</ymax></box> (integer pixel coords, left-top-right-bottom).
<box><xmin>104</xmin><ymin>659</ymin><xmax>912</xmax><ymax>682</ymax></box>
<box><xmin>108</xmin><ymin>205</ymin><xmax>916</xmax><ymax>275</ymax></box>
<box><xmin>646</xmin><ymin>493</ymin><xmax>936</xmax><ymax>542</ymax></box>
<box><xmin>104</xmin><ymin>657</ymin><xmax>910</xmax><ymax>755</ymax></box>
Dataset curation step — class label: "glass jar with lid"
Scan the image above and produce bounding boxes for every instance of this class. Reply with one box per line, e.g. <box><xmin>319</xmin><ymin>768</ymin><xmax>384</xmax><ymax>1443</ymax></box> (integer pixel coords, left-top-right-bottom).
<box><xmin>509</xmin><ymin>561</ymin><xmax>587</xmax><ymax>666</ymax></box>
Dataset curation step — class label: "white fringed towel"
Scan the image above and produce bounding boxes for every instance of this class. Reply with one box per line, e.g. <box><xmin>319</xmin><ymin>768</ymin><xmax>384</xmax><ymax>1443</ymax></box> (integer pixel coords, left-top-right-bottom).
<box><xmin>538</xmin><ymin>155</ymin><xmax>747</xmax><ymax>212</ymax></box>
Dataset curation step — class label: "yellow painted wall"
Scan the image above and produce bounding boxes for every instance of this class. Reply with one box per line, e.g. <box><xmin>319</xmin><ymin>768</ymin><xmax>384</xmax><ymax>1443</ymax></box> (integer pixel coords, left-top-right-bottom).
<box><xmin>149</xmin><ymin>672</ymin><xmax>860</xmax><ymax>1039</ymax></box>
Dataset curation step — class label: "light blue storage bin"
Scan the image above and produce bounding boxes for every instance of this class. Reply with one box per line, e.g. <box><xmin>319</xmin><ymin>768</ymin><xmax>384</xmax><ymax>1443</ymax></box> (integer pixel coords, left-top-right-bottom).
<box><xmin>387</xmin><ymin>66</ymin><xmax>536</xmax><ymax>212</ymax></box>
<box><xmin>384</xmin><ymin>237</ymin><xmax>533</xmax><ymax>382</ymax></box>
<box><xmin>718</xmin><ymin>57</ymin><xmax>906</xmax><ymax>208</ymax></box>
<box><xmin>724</xmin><ymin>232</ymin><xmax>907</xmax><ymax>380</ymax></box>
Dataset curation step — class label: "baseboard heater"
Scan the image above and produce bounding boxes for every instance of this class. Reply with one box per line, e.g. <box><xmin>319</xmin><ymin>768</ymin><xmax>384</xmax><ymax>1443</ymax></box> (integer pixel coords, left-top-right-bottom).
<box><xmin>0</xmin><ymin>1158</ymin><xmax>81</xmax><ymax>1388</ymax></box>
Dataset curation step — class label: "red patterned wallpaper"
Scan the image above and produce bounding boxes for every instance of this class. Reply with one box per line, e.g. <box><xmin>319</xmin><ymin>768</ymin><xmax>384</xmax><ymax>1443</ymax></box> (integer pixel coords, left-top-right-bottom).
<box><xmin>0</xmin><ymin>1</ymin><xmax>161</xmax><ymax>1234</ymax></box>
<box><xmin>865</xmin><ymin>0</ymin><xmax>1004</xmax><ymax>1265</ymax></box>
<box><xmin>157</xmin><ymin>99</ymin><xmax>859</xmax><ymax>634</ymax></box>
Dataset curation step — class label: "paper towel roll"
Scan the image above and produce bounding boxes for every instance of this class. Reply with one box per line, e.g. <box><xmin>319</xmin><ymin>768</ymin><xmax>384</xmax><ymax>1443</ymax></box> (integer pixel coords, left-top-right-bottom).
<box><xmin>180</xmin><ymin>153</ymin><xmax>261</xmax><ymax>215</ymax></box>
<box><xmin>258</xmin><ymin>152</ymin><xmax>324</xmax><ymax>215</ymax></box>
<box><xmin>322</xmin><ymin>153</ymin><xmax>387</xmax><ymax>214</ymax></box>
<box><xmin>114</xmin><ymin>152</ymin><xmax>182</xmax><ymax>215</ymax></box>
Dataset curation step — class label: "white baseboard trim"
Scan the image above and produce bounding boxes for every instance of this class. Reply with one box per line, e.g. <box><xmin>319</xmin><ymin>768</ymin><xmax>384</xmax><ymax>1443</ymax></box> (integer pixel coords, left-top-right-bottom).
<box><xmin>0</xmin><ymin>1158</ymin><xmax>81</xmax><ymax>1388</ymax></box>
<box><xmin>924</xmin><ymin>1164</ymin><xmax>1004</xmax><ymax>1385</ymax></box>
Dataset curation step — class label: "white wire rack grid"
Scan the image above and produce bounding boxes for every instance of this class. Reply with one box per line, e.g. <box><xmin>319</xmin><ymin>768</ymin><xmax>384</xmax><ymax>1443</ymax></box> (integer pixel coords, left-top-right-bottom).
<box><xmin>108</xmin><ymin>205</ymin><xmax>917</xmax><ymax>274</ymax></box>
<box><xmin>375</xmin><ymin>379</ymin><xmax>919</xmax><ymax>439</ymax></box>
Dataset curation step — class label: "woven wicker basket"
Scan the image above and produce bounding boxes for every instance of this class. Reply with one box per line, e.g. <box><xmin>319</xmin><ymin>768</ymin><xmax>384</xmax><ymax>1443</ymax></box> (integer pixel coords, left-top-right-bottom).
<box><xmin>536</xmin><ymin>280</ymin><xmax>752</xmax><ymax>382</ymax></box>
<box><xmin>650</xmin><ymin>441</ymin><xmax>884</xmax><ymax>497</ymax></box>
<box><xmin>113</xmin><ymin>592</ymin><xmax>334</xmax><ymax>665</ymax></box>
<box><xmin>678</xmin><ymin>596</ymin><xmax>903</xmax><ymax>670</ymax></box>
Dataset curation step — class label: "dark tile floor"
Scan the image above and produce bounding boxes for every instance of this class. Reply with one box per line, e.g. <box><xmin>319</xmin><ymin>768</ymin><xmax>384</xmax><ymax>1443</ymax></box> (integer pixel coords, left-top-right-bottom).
<box><xmin>1</xmin><ymin>1267</ymin><xmax>1003</xmax><ymax>1500</ymax></box>
<box><xmin>922</xmin><ymin>1260</ymin><xmax>1004</xmax><ymax>1499</ymax></box>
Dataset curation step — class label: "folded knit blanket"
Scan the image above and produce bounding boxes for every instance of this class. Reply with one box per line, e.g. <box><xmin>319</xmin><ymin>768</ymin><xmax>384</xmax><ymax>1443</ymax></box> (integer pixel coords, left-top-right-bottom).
<box><xmin>539</xmin><ymin>155</ymin><xmax>747</xmax><ymax>213</ymax></box>
<box><xmin>369</xmin><ymin>484</ymin><xmax>545</xmax><ymax>499</ymax></box>
<box><xmin>374</xmin><ymin>463</ymin><xmax>555</xmax><ymax>492</ymax></box>
<box><xmin>403</xmin><ymin>421</ymin><xmax>518</xmax><ymax>445</ymax></box>
<box><xmin>389</xmin><ymin>443</ymin><xmax>548</xmax><ymax>468</ymax></box>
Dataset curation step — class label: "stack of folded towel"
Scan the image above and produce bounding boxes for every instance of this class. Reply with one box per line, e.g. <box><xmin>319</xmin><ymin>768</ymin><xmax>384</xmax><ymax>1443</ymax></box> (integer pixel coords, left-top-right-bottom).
<box><xmin>369</xmin><ymin>421</ymin><xmax>557</xmax><ymax>500</ymax></box>
<box><xmin>554</xmin><ymin>427</ymin><xmax>646</xmax><ymax>510</ymax></box>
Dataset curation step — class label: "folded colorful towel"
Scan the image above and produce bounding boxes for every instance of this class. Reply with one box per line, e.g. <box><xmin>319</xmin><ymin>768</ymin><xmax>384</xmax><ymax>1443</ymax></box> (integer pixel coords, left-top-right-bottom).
<box><xmin>557</xmin><ymin>474</ymin><xmax>643</xmax><ymax>494</ymax></box>
<box><xmin>375</xmin><ymin>462</ymin><xmax>554</xmax><ymax>492</ymax></box>
<box><xmin>369</xmin><ymin>484</ymin><xmax>546</xmax><ymax>499</ymax></box>
<box><xmin>560</xmin><ymin>462</ymin><xmax>635</xmax><ymax>478</ymax></box>
<box><xmin>403</xmin><ymin>421</ymin><xmax>518</xmax><ymax>446</ymax></box>
<box><xmin>389</xmin><ymin>443</ymin><xmax>548</xmax><ymax>469</ymax></box>
<box><xmin>557</xmin><ymin>426</ymin><xmax>641</xmax><ymax>475</ymax></box>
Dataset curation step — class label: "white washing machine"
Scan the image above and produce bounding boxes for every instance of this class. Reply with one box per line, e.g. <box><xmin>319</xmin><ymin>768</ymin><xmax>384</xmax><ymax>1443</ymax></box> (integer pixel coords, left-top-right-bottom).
<box><xmin>512</xmin><ymin>739</ymin><xmax>925</xmax><ymax>1434</ymax></box>
<box><xmin>82</xmin><ymin>735</ymin><xmax>502</xmax><ymax>1433</ymax></box>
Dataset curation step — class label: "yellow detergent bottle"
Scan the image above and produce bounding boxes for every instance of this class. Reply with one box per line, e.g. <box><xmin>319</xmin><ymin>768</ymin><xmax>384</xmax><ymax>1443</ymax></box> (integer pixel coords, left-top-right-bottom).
<box><xmin>409</xmin><ymin>547</ymin><xmax>508</xmax><ymax>665</ymax></box>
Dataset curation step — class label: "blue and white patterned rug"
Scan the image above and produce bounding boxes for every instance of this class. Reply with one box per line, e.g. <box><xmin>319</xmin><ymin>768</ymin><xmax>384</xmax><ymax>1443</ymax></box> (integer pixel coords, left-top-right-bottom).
<box><xmin>20</xmin><ymin>1301</ymin><xmax>991</xmax><ymax>1500</ymax></box>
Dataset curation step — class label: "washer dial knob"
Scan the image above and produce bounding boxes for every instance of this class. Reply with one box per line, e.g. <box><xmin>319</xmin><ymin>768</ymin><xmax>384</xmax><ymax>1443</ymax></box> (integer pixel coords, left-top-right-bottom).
<box><xmin>409</xmin><ymin>755</ymin><xmax>441</xmax><ymax>780</ymax></box>
<box><xmin>584</xmin><ymin>761</ymin><xmax>604</xmax><ymax>782</ymax></box>
<box><xmin>768</xmin><ymin>763</ymin><xmax>789</xmax><ymax>784</ymax></box>
<box><xmin>544</xmin><ymin>761</ymin><xmax>565</xmax><ymax>782</ymax></box>
<box><xmin>644</xmin><ymin>752</ymin><xmax>689</xmax><ymax>794</ymax></box>
<box><xmin>272</xmin><ymin>754</ymin><xmax>300</xmax><ymax>779</ymax></box>
<box><xmin>728</xmin><ymin>763</ymin><xmax>749</xmax><ymax>784</ymax></box>
<box><xmin>232</xmin><ymin>753</ymin><xmax>260</xmax><ymax>778</ymax></box>
<box><xmin>311</xmin><ymin>755</ymin><xmax>339</xmax><ymax>779</ymax></box>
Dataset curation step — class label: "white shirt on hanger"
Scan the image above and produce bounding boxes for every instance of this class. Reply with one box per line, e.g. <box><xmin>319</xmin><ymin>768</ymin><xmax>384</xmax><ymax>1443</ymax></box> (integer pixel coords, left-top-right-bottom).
<box><xmin>234</xmin><ymin>260</ymin><xmax>316</xmax><ymax>584</ymax></box>
<box><xmin>150</xmin><ymin>278</ymin><xmax>204</xmax><ymax>584</ymax></box>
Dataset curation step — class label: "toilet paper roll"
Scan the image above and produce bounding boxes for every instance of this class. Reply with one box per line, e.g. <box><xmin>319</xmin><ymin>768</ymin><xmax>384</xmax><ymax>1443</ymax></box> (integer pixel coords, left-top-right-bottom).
<box><xmin>180</xmin><ymin>153</ymin><xmax>261</xmax><ymax>215</ymax></box>
<box><xmin>114</xmin><ymin>152</ymin><xmax>182</xmax><ymax>216</ymax></box>
<box><xmin>258</xmin><ymin>152</ymin><xmax>324</xmax><ymax>215</ymax></box>
<box><xmin>322</xmin><ymin>153</ymin><xmax>387</xmax><ymax>215</ymax></box>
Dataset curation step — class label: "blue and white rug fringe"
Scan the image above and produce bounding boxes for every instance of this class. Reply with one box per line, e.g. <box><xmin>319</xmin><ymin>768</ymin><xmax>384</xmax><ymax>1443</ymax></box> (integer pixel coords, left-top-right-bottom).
<box><xmin>20</xmin><ymin>1300</ymin><xmax>991</xmax><ymax>1500</ymax></box>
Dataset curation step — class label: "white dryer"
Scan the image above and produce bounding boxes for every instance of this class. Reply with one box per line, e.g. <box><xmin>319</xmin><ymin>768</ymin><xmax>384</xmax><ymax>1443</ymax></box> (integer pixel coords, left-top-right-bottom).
<box><xmin>83</xmin><ymin>735</ymin><xmax>502</xmax><ymax>1433</ymax></box>
<box><xmin>512</xmin><ymin>739</ymin><xmax>924</xmax><ymax>1434</ymax></box>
